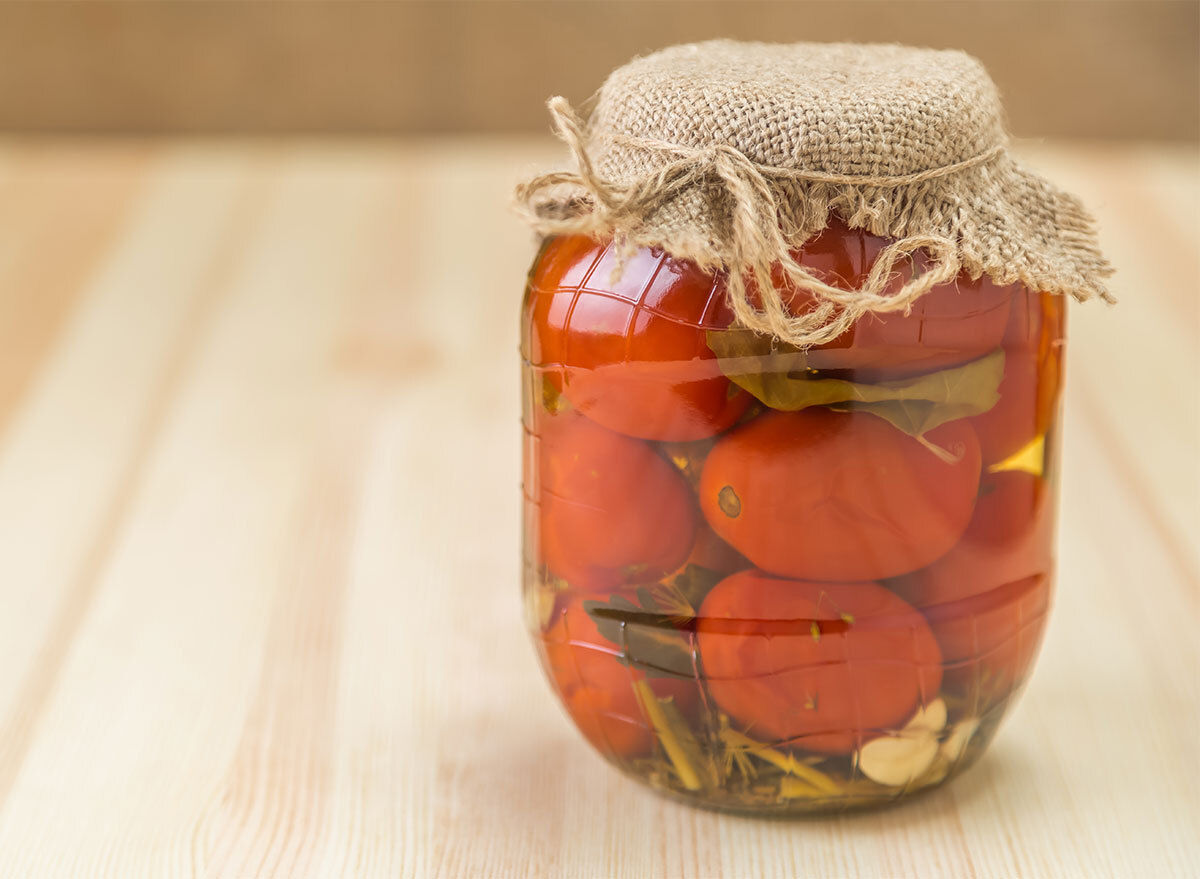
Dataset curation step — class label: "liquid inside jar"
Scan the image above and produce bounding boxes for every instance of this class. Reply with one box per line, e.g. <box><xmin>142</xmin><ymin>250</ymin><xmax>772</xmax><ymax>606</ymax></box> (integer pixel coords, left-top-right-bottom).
<box><xmin>520</xmin><ymin>224</ymin><xmax>1065</xmax><ymax>814</ymax></box>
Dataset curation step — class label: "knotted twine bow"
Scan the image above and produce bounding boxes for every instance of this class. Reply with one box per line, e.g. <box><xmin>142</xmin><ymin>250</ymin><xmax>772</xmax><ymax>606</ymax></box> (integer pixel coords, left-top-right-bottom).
<box><xmin>515</xmin><ymin>97</ymin><xmax>1009</xmax><ymax>348</ymax></box>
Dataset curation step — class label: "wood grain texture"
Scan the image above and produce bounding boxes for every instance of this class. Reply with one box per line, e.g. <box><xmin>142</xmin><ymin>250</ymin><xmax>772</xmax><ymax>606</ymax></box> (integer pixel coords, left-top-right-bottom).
<box><xmin>0</xmin><ymin>1</ymin><xmax>1196</xmax><ymax>141</ymax></box>
<box><xmin>0</xmin><ymin>137</ymin><xmax>1194</xmax><ymax>878</ymax></box>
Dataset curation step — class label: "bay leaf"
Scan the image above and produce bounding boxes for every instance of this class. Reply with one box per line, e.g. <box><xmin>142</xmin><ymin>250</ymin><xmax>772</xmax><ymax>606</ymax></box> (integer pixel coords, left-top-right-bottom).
<box><xmin>706</xmin><ymin>328</ymin><xmax>1005</xmax><ymax>440</ymax></box>
<box><xmin>583</xmin><ymin>593</ymin><xmax>697</xmax><ymax>679</ymax></box>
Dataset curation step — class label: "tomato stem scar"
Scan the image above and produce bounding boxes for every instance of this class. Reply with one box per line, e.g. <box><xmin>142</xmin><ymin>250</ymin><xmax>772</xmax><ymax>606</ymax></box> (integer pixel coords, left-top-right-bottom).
<box><xmin>718</xmin><ymin>485</ymin><xmax>741</xmax><ymax>518</ymax></box>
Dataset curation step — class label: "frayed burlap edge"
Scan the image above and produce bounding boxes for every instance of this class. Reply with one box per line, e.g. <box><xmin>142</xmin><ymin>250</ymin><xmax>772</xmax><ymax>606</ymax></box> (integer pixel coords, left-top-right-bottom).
<box><xmin>514</xmin><ymin>97</ymin><xmax>1114</xmax><ymax>348</ymax></box>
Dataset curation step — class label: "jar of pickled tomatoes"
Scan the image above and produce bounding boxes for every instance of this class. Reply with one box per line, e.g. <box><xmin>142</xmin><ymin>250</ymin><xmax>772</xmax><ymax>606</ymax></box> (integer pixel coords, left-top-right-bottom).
<box><xmin>517</xmin><ymin>42</ymin><xmax>1111</xmax><ymax>814</ymax></box>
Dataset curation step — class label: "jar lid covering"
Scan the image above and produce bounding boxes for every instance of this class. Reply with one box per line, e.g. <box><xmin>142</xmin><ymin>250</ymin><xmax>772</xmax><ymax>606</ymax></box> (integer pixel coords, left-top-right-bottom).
<box><xmin>515</xmin><ymin>40</ymin><xmax>1113</xmax><ymax>347</ymax></box>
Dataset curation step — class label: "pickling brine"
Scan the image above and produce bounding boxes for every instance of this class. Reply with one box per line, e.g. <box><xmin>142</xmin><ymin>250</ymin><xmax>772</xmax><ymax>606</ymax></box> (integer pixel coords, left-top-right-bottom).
<box><xmin>520</xmin><ymin>227</ymin><xmax>1065</xmax><ymax>813</ymax></box>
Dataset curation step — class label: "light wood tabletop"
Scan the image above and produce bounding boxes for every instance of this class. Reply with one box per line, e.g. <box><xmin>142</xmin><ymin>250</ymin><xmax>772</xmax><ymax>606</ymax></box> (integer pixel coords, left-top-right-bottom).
<box><xmin>0</xmin><ymin>137</ymin><xmax>1194</xmax><ymax>878</ymax></box>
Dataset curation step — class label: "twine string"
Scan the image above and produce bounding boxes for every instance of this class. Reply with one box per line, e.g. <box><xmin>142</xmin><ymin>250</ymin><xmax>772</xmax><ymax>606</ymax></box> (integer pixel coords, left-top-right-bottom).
<box><xmin>514</xmin><ymin>97</ymin><xmax>992</xmax><ymax>347</ymax></box>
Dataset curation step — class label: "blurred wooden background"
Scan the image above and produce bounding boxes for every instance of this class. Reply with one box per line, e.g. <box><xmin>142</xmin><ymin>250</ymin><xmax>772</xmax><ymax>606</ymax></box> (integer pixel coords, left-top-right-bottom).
<box><xmin>0</xmin><ymin>0</ymin><xmax>1197</xmax><ymax>140</ymax></box>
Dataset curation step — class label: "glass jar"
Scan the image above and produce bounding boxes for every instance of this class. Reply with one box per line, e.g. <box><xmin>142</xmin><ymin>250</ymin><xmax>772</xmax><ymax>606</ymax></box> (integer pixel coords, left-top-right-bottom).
<box><xmin>520</xmin><ymin>220</ymin><xmax>1065</xmax><ymax>814</ymax></box>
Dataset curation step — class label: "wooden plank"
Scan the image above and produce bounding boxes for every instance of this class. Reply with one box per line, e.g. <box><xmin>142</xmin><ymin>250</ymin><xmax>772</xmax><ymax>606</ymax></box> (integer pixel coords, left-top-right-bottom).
<box><xmin>0</xmin><ymin>144</ymin><xmax>253</xmax><ymax>789</ymax></box>
<box><xmin>0</xmin><ymin>139</ymin><xmax>1192</xmax><ymax>878</ymax></box>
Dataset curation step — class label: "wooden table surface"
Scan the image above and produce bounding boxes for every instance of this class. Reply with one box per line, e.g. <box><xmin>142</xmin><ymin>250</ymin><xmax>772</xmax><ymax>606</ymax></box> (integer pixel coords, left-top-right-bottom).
<box><xmin>0</xmin><ymin>137</ymin><xmax>1194</xmax><ymax>878</ymax></box>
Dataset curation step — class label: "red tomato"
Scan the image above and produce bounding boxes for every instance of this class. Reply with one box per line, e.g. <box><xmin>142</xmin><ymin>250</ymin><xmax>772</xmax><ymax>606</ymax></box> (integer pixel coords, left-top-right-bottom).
<box><xmin>757</xmin><ymin>219</ymin><xmax>1014</xmax><ymax>379</ymax></box>
<box><xmin>699</xmin><ymin>409</ymin><xmax>982</xmax><ymax>581</ymax></box>
<box><xmin>891</xmin><ymin>471</ymin><xmax>1054</xmax><ymax>693</ymax></box>
<box><xmin>970</xmin><ymin>291</ymin><xmax>1067</xmax><ymax>465</ymax></box>
<box><xmin>697</xmin><ymin>572</ymin><xmax>943</xmax><ymax>754</ymax></box>
<box><xmin>536</xmin><ymin>413</ymin><xmax>697</xmax><ymax>589</ymax></box>
<box><xmin>542</xmin><ymin>597</ymin><xmax>699</xmax><ymax>757</ymax></box>
<box><xmin>656</xmin><ymin>438</ymin><xmax>751</xmax><ymax>573</ymax></box>
<box><xmin>523</xmin><ymin>236</ymin><xmax>751</xmax><ymax>441</ymax></box>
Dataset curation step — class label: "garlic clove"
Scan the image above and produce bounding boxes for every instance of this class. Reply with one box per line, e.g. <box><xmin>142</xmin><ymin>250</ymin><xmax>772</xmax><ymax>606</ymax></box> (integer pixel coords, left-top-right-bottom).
<box><xmin>855</xmin><ymin>732</ymin><xmax>940</xmax><ymax>787</ymax></box>
<box><xmin>940</xmin><ymin>717</ymin><xmax>980</xmax><ymax>764</ymax></box>
<box><xmin>907</xmin><ymin>697</ymin><xmax>947</xmax><ymax>734</ymax></box>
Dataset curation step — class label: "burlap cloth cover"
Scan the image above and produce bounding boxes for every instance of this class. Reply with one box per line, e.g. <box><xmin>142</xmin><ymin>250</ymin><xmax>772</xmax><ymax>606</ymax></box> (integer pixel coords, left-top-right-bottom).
<box><xmin>515</xmin><ymin>41</ymin><xmax>1114</xmax><ymax>347</ymax></box>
